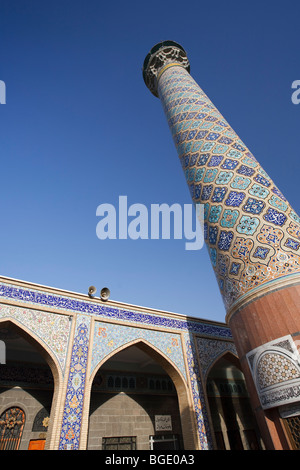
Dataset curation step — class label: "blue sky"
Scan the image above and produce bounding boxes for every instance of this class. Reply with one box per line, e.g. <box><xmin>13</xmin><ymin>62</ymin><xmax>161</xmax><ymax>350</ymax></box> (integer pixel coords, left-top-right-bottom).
<box><xmin>0</xmin><ymin>0</ymin><xmax>299</xmax><ymax>323</ymax></box>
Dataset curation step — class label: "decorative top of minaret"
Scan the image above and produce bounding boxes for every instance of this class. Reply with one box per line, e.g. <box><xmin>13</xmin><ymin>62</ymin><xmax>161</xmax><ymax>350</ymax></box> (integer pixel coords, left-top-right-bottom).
<box><xmin>143</xmin><ymin>41</ymin><xmax>190</xmax><ymax>97</ymax></box>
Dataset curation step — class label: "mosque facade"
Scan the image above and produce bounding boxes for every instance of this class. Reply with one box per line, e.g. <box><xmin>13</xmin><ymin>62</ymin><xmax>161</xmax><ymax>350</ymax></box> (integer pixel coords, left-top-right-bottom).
<box><xmin>0</xmin><ymin>275</ymin><xmax>263</xmax><ymax>450</ymax></box>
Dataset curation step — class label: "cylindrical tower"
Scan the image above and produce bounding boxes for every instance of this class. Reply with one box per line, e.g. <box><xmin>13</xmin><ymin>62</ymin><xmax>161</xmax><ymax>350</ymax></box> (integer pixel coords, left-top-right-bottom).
<box><xmin>143</xmin><ymin>41</ymin><xmax>300</xmax><ymax>449</ymax></box>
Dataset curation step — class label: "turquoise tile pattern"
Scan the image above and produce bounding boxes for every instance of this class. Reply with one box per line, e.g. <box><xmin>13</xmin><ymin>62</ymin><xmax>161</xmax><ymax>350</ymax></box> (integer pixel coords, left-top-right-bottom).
<box><xmin>143</xmin><ymin>43</ymin><xmax>300</xmax><ymax>312</ymax></box>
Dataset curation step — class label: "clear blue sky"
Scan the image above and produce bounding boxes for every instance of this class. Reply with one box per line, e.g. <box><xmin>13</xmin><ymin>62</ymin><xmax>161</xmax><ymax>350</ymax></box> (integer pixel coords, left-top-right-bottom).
<box><xmin>0</xmin><ymin>0</ymin><xmax>299</xmax><ymax>323</ymax></box>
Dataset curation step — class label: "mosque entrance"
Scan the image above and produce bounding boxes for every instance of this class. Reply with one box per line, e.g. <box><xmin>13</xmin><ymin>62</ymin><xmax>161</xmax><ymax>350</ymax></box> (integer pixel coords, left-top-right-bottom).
<box><xmin>206</xmin><ymin>353</ymin><xmax>263</xmax><ymax>450</ymax></box>
<box><xmin>88</xmin><ymin>344</ymin><xmax>184</xmax><ymax>450</ymax></box>
<box><xmin>0</xmin><ymin>321</ymin><xmax>55</xmax><ymax>450</ymax></box>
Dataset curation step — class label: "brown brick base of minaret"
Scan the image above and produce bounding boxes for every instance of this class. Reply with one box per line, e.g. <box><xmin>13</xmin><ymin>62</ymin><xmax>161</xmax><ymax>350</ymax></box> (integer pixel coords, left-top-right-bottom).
<box><xmin>227</xmin><ymin>283</ymin><xmax>300</xmax><ymax>449</ymax></box>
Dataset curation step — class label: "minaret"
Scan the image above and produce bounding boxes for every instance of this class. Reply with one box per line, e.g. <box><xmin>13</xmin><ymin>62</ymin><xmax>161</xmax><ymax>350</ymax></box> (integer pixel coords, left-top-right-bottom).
<box><xmin>143</xmin><ymin>41</ymin><xmax>300</xmax><ymax>449</ymax></box>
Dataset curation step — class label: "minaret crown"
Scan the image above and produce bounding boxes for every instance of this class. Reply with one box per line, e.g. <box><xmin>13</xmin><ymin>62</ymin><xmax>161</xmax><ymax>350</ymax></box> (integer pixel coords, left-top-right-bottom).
<box><xmin>143</xmin><ymin>41</ymin><xmax>190</xmax><ymax>97</ymax></box>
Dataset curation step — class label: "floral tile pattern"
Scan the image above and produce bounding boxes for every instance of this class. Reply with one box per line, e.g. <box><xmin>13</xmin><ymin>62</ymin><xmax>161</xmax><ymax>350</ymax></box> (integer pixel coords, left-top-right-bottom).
<box><xmin>91</xmin><ymin>320</ymin><xmax>187</xmax><ymax>380</ymax></box>
<box><xmin>0</xmin><ymin>303</ymin><xmax>71</xmax><ymax>372</ymax></box>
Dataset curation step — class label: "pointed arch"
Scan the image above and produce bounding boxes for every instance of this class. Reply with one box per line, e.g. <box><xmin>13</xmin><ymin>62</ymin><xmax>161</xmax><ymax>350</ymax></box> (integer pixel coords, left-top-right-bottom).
<box><xmin>0</xmin><ymin>318</ymin><xmax>63</xmax><ymax>450</ymax></box>
<box><xmin>82</xmin><ymin>337</ymin><xmax>199</xmax><ymax>450</ymax></box>
<box><xmin>89</xmin><ymin>337</ymin><xmax>187</xmax><ymax>387</ymax></box>
<box><xmin>205</xmin><ymin>350</ymin><xmax>242</xmax><ymax>387</ymax></box>
<box><xmin>205</xmin><ymin>350</ymin><xmax>262</xmax><ymax>449</ymax></box>
<box><xmin>0</xmin><ymin>318</ymin><xmax>63</xmax><ymax>383</ymax></box>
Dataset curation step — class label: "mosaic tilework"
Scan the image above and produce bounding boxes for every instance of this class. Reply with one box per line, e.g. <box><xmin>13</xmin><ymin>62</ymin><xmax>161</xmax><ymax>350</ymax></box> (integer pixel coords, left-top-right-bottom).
<box><xmin>91</xmin><ymin>320</ymin><xmax>187</xmax><ymax>380</ymax></box>
<box><xmin>91</xmin><ymin>322</ymin><xmax>215</xmax><ymax>449</ymax></box>
<box><xmin>0</xmin><ymin>280</ymin><xmax>232</xmax><ymax>450</ymax></box>
<box><xmin>154</xmin><ymin>64</ymin><xmax>300</xmax><ymax>311</ymax></box>
<box><xmin>257</xmin><ymin>353</ymin><xmax>300</xmax><ymax>389</ymax></box>
<box><xmin>0</xmin><ymin>282</ymin><xmax>232</xmax><ymax>339</ymax></box>
<box><xmin>0</xmin><ymin>303</ymin><xmax>71</xmax><ymax>372</ymax></box>
<box><xmin>59</xmin><ymin>315</ymin><xmax>91</xmax><ymax>450</ymax></box>
<box><xmin>247</xmin><ymin>335</ymin><xmax>300</xmax><ymax>409</ymax></box>
<box><xmin>184</xmin><ymin>334</ymin><xmax>212</xmax><ymax>449</ymax></box>
<box><xmin>196</xmin><ymin>337</ymin><xmax>237</xmax><ymax>378</ymax></box>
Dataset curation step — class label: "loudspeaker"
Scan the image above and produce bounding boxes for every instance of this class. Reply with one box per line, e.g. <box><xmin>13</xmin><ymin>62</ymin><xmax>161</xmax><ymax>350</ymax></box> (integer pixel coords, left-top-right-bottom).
<box><xmin>100</xmin><ymin>287</ymin><xmax>110</xmax><ymax>301</ymax></box>
<box><xmin>88</xmin><ymin>286</ymin><xmax>97</xmax><ymax>298</ymax></box>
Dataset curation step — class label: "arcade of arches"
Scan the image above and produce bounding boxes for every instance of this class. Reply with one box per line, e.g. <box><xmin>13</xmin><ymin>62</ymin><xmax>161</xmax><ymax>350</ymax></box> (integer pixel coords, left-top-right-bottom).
<box><xmin>0</xmin><ymin>320</ymin><xmax>262</xmax><ymax>450</ymax></box>
<box><xmin>1</xmin><ymin>277</ymin><xmax>298</xmax><ymax>450</ymax></box>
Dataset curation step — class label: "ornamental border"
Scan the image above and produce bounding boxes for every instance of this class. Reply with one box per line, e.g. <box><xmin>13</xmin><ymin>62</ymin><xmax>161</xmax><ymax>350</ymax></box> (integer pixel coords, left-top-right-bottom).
<box><xmin>0</xmin><ymin>282</ymin><xmax>231</xmax><ymax>339</ymax></box>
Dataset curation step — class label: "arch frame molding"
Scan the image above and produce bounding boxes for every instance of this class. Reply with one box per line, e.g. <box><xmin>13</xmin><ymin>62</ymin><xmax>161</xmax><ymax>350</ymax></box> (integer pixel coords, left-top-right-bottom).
<box><xmin>0</xmin><ymin>316</ymin><xmax>65</xmax><ymax>450</ymax></box>
<box><xmin>80</xmin><ymin>321</ymin><xmax>201</xmax><ymax>451</ymax></box>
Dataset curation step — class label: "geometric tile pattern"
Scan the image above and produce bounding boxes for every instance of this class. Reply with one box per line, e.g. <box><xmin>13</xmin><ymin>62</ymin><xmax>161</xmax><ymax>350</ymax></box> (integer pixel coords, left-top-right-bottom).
<box><xmin>154</xmin><ymin>63</ymin><xmax>300</xmax><ymax>311</ymax></box>
<box><xmin>246</xmin><ymin>335</ymin><xmax>300</xmax><ymax>409</ymax></box>
<box><xmin>257</xmin><ymin>352</ymin><xmax>300</xmax><ymax>389</ymax></box>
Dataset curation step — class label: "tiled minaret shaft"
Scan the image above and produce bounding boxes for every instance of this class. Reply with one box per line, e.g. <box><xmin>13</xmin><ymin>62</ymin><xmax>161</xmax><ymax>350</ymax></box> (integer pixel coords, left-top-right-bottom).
<box><xmin>143</xmin><ymin>42</ymin><xmax>300</xmax><ymax>449</ymax></box>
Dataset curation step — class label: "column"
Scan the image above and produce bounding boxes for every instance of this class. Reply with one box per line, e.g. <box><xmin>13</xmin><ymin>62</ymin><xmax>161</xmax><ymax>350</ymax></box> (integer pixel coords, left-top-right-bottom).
<box><xmin>143</xmin><ymin>41</ymin><xmax>300</xmax><ymax>449</ymax></box>
<box><xmin>58</xmin><ymin>315</ymin><xmax>91</xmax><ymax>450</ymax></box>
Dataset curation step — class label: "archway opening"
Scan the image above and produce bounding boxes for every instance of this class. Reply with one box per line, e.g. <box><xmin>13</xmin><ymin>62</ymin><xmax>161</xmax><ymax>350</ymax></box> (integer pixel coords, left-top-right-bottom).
<box><xmin>206</xmin><ymin>353</ymin><xmax>263</xmax><ymax>450</ymax></box>
<box><xmin>88</xmin><ymin>344</ymin><xmax>185</xmax><ymax>450</ymax></box>
<box><xmin>0</xmin><ymin>321</ymin><xmax>55</xmax><ymax>450</ymax></box>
